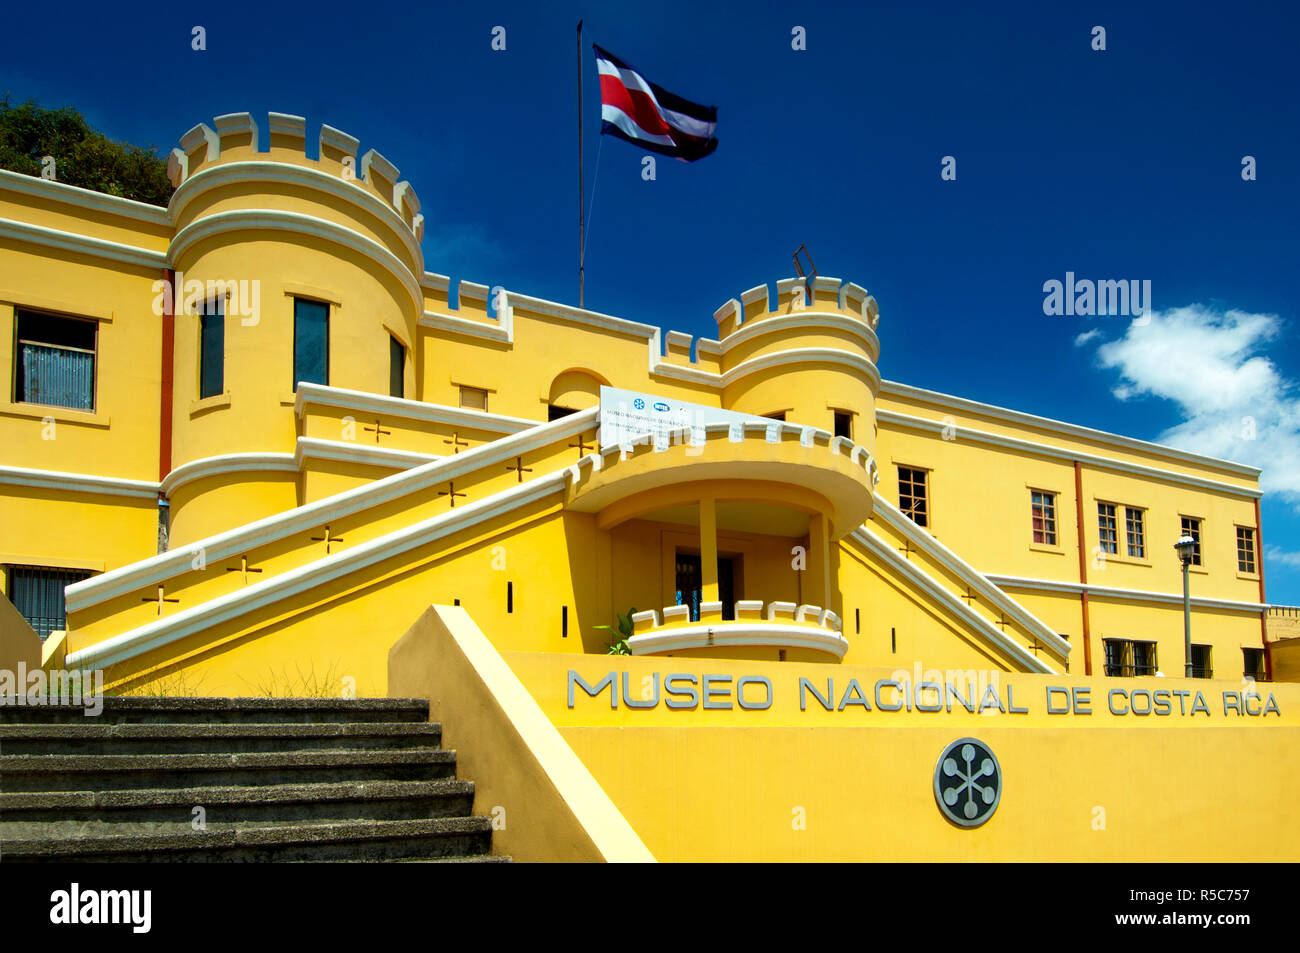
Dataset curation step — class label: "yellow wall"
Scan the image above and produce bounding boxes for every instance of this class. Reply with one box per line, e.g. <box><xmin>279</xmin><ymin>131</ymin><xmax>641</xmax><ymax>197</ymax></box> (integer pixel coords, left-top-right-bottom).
<box><xmin>514</xmin><ymin>651</ymin><xmax>1300</xmax><ymax>861</ymax></box>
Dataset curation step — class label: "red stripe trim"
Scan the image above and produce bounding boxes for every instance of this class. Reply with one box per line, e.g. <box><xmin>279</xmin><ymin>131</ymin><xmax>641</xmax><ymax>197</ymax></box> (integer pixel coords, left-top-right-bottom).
<box><xmin>598</xmin><ymin>74</ymin><xmax>672</xmax><ymax>138</ymax></box>
<box><xmin>159</xmin><ymin>268</ymin><xmax>174</xmax><ymax>485</ymax></box>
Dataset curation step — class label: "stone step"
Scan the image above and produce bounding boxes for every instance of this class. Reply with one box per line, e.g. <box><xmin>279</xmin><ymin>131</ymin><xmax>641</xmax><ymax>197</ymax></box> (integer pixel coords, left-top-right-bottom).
<box><xmin>0</xmin><ymin>816</ymin><xmax>494</xmax><ymax>862</ymax></box>
<box><xmin>0</xmin><ymin>721</ymin><xmax>443</xmax><ymax>756</ymax></box>
<box><xmin>0</xmin><ymin>697</ymin><xmax>430</xmax><ymax>726</ymax></box>
<box><xmin>0</xmin><ymin>779</ymin><xmax>475</xmax><ymax>836</ymax></box>
<box><xmin>0</xmin><ymin>748</ymin><xmax>457</xmax><ymax>793</ymax></box>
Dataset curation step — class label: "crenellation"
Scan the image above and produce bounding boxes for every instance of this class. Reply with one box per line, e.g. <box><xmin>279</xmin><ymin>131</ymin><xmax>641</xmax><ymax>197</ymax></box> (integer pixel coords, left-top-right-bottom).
<box><xmin>739</xmin><ymin>284</ymin><xmax>769</xmax><ymax>323</ymax></box>
<box><xmin>665</xmin><ymin>330</ymin><xmax>692</xmax><ymax>355</ymax></box>
<box><xmin>266</xmin><ymin>112</ymin><xmax>307</xmax><ymax>153</ymax></box>
<box><xmin>318</xmin><ymin>123</ymin><xmax>360</xmax><ymax>165</ymax></box>
<box><xmin>393</xmin><ymin>181</ymin><xmax>420</xmax><ymax>229</ymax></box>
<box><xmin>178</xmin><ymin>122</ymin><xmax>219</xmax><ymax>168</ymax></box>
<box><xmin>713</xmin><ymin>297</ymin><xmax>741</xmax><ymax>337</ymax></box>
<box><xmin>809</xmin><ymin>275</ymin><xmax>841</xmax><ymax>308</ymax></box>
<box><xmin>164</xmin><ymin>114</ymin><xmax>423</xmax><ymax>239</ymax></box>
<box><xmin>360</xmin><ymin>148</ymin><xmax>399</xmax><ymax>194</ymax></box>
<box><xmin>212</xmin><ymin>112</ymin><xmax>259</xmax><ymax>155</ymax></box>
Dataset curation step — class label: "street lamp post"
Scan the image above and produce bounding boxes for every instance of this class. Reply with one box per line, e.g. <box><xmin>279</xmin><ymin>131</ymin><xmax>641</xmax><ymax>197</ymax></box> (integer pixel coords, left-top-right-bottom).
<box><xmin>1175</xmin><ymin>535</ymin><xmax>1197</xmax><ymax>678</ymax></box>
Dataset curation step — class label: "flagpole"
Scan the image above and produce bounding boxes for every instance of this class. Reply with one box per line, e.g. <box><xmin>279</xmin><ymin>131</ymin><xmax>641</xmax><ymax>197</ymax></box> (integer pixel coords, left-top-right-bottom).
<box><xmin>577</xmin><ymin>19</ymin><xmax>584</xmax><ymax>309</ymax></box>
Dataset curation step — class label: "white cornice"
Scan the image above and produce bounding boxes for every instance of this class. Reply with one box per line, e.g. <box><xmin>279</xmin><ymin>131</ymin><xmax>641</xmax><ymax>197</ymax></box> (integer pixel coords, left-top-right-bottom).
<box><xmin>877</xmin><ymin>409</ymin><xmax>1262</xmax><ymax>499</ymax></box>
<box><xmin>169</xmin><ymin>208</ymin><xmax>423</xmax><ymax>316</ymax></box>
<box><xmin>0</xmin><ymin>217</ymin><xmax>166</xmax><ymax>271</ymax></box>
<box><xmin>0</xmin><ymin>169</ymin><xmax>170</xmax><ymax>225</ymax></box>
<box><xmin>295</xmin><ymin>437</ymin><xmax>438</xmax><ymax>470</ymax></box>
<box><xmin>293</xmin><ymin>383</ymin><xmax>537</xmax><ymax>434</ymax></box>
<box><xmin>167</xmin><ymin>160</ymin><xmax>421</xmax><ymax>268</ymax></box>
<box><xmin>880</xmin><ymin>380</ymin><xmax>1261</xmax><ymax>478</ymax></box>
<box><xmin>984</xmin><ymin>574</ymin><xmax>1268</xmax><ymax>613</ymax></box>
<box><xmin>720</xmin><ymin>311</ymin><xmax>880</xmax><ymax>362</ymax></box>
<box><xmin>66</xmin><ymin>407</ymin><xmax>600</xmax><ymax>612</ymax></box>
<box><xmin>0</xmin><ymin>465</ymin><xmax>158</xmax><ymax>500</ymax></box>
<box><xmin>506</xmin><ymin>291</ymin><xmax>658</xmax><ymax>340</ymax></box>
<box><xmin>867</xmin><ymin>495</ymin><xmax>1070</xmax><ymax>657</ymax></box>
<box><xmin>420</xmin><ymin>310</ymin><xmax>510</xmax><ymax>343</ymax></box>
<box><xmin>160</xmin><ymin>453</ymin><xmax>298</xmax><ymax>496</ymax></box>
<box><xmin>849</xmin><ymin>526</ymin><xmax>1059</xmax><ymax>674</ymax></box>
<box><xmin>650</xmin><ymin>362</ymin><xmax>720</xmax><ymax>387</ymax></box>
<box><xmin>65</xmin><ymin>471</ymin><xmax>571</xmax><ymax>671</ymax></box>
<box><xmin>720</xmin><ymin>347</ymin><xmax>882</xmax><ymax>391</ymax></box>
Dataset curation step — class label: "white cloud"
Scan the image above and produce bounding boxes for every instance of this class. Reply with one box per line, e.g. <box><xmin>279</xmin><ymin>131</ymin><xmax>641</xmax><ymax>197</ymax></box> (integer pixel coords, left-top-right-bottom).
<box><xmin>1085</xmin><ymin>304</ymin><xmax>1300</xmax><ymax>502</ymax></box>
<box><xmin>1265</xmin><ymin>545</ymin><xmax>1300</xmax><ymax>569</ymax></box>
<box><xmin>1073</xmin><ymin>328</ymin><xmax>1102</xmax><ymax>347</ymax></box>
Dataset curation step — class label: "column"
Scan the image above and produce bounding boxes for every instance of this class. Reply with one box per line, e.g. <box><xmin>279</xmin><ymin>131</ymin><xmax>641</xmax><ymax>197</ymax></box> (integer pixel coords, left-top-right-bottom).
<box><xmin>700</xmin><ymin>495</ymin><xmax>719</xmax><ymax>603</ymax></box>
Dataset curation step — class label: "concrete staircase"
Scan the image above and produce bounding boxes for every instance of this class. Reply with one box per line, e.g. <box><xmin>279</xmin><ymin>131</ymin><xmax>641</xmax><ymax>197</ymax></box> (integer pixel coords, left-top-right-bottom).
<box><xmin>0</xmin><ymin>697</ymin><xmax>506</xmax><ymax>862</ymax></box>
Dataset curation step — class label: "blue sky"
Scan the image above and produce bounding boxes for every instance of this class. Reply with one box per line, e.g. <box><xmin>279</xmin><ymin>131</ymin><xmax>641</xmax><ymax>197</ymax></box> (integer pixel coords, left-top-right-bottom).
<box><xmin>5</xmin><ymin>1</ymin><xmax>1299</xmax><ymax>600</ymax></box>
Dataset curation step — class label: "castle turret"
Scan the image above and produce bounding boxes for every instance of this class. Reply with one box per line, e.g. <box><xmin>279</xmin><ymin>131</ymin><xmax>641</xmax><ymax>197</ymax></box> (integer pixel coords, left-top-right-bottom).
<box><xmin>162</xmin><ymin>112</ymin><xmax>424</xmax><ymax>546</ymax></box>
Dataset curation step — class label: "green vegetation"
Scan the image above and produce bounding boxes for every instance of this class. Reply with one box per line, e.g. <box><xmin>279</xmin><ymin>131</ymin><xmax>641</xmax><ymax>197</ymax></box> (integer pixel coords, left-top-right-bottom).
<box><xmin>596</xmin><ymin>608</ymin><xmax>637</xmax><ymax>655</ymax></box>
<box><xmin>0</xmin><ymin>96</ymin><xmax>174</xmax><ymax>206</ymax></box>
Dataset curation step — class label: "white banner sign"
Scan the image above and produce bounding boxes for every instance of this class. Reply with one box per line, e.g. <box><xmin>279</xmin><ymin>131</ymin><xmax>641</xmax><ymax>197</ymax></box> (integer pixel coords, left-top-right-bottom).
<box><xmin>598</xmin><ymin>386</ymin><xmax>791</xmax><ymax>451</ymax></box>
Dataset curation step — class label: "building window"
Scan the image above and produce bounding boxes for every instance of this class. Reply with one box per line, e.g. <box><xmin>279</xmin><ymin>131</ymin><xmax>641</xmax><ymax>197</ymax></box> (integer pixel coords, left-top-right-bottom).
<box><xmin>459</xmin><ymin>386</ymin><xmax>488</xmax><ymax>411</ymax></box>
<box><xmin>763</xmin><ymin>411</ymin><xmax>787</xmax><ymax>422</ymax></box>
<box><xmin>1103</xmin><ymin>638</ymin><xmax>1158</xmax><ymax>677</ymax></box>
<box><xmin>388</xmin><ymin>336</ymin><xmax>404</xmax><ymax>399</ymax></box>
<box><xmin>1236</xmin><ymin>526</ymin><xmax>1257</xmax><ymax>574</ymax></box>
<box><xmin>13</xmin><ymin>309</ymin><xmax>96</xmax><ymax>411</ymax></box>
<box><xmin>1244</xmin><ymin>647</ymin><xmax>1268</xmax><ymax>682</ymax></box>
<box><xmin>1097</xmin><ymin>503</ymin><xmax>1118</xmax><ymax>555</ymax></box>
<box><xmin>898</xmin><ymin>466</ymin><xmax>928</xmax><ymax>528</ymax></box>
<box><xmin>5</xmin><ymin>566</ymin><xmax>94</xmax><ymax>641</ymax></box>
<box><xmin>1030</xmin><ymin>490</ymin><xmax>1057</xmax><ymax>545</ymax></box>
<box><xmin>1180</xmin><ymin>516</ymin><xmax>1202</xmax><ymax>566</ymax></box>
<box><xmin>548</xmin><ymin>405</ymin><xmax>576</xmax><ymax>421</ymax></box>
<box><xmin>1190</xmin><ymin>644</ymin><xmax>1213</xmax><ymax>679</ymax></box>
<box><xmin>833</xmin><ymin>410</ymin><xmax>853</xmax><ymax>440</ymax></box>
<box><xmin>292</xmin><ymin>297</ymin><xmax>329</xmax><ymax>389</ymax></box>
<box><xmin>199</xmin><ymin>300</ymin><xmax>224</xmax><ymax>399</ymax></box>
<box><xmin>1125</xmin><ymin>507</ymin><xmax>1146</xmax><ymax>558</ymax></box>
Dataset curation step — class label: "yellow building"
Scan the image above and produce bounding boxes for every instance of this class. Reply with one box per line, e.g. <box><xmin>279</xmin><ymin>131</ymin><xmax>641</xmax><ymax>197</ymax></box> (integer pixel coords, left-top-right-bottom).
<box><xmin>1</xmin><ymin>113</ymin><xmax>1295</xmax><ymax>862</ymax></box>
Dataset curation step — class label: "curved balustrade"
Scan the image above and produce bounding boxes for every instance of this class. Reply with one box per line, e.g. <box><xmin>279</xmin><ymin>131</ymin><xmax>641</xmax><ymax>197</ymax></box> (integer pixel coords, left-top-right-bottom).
<box><xmin>626</xmin><ymin>600</ymin><xmax>848</xmax><ymax>661</ymax></box>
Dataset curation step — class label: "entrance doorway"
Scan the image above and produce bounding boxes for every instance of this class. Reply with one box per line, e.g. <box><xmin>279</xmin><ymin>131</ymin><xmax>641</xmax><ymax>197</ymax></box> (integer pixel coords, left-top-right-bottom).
<box><xmin>674</xmin><ymin>552</ymin><xmax>736</xmax><ymax>621</ymax></box>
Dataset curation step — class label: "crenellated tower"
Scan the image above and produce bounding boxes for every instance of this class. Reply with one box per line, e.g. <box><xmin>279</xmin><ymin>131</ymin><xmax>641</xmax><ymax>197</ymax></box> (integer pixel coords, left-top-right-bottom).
<box><xmin>162</xmin><ymin>112</ymin><xmax>425</xmax><ymax>546</ymax></box>
<box><xmin>712</xmin><ymin>275</ymin><xmax>881</xmax><ymax>460</ymax></box>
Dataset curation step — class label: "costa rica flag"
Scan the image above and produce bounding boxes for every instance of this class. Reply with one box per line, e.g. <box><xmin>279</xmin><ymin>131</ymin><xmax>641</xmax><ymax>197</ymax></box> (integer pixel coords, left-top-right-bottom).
<box><xmin>593</xmin><ymin>44</ymin><xmax>718</xmax><ymax>161</ymax></box>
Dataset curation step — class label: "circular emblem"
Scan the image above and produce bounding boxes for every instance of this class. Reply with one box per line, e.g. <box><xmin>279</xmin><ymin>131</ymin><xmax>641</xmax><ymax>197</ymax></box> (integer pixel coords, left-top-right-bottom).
<box><xmin>934</xmin><ymin>737</ymin><xmax>1001</xmax><ymax>828</ymax></box>
<box><xmin>633</xmin><ymin>398</ymin><xmax>645</xmax><ymax>410</ymax></box>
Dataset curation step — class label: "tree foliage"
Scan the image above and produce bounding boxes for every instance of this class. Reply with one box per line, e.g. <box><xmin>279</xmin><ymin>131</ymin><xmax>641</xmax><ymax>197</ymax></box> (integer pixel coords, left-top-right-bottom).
<box><xmin>0</xmin><ymin>96</ymin><xmax>175</xmax><ymax>206</ymax></box>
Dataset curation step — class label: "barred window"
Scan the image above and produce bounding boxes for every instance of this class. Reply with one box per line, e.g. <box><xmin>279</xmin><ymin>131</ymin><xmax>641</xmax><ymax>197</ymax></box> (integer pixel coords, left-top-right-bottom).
<box><xmin>1125</xmin><ymin>507</ymin><xmax>1146</xmax><ymax>558</ymax></box>
<box><xmin>1097</xmin><ymin>503</ymin><xmax>1118</xmax><ymax>555</ymax></box>
<box><xmin>1236</xmin><ymin>526</ymin><xmax>1256</xmax><ymax>574</ymax></box>
<box><xmin>1180</xmin><ymin>516</ymin><xmax>1202</xmax><ymax>566</ymax></box>
<box><xmin>14</xmin><ymin>309</ymin><xmax>97</xmax><ymax>411</ymax></box>
<box><xmin>1190</xmin><ymin>644</ymin><xmax>1213</xmax><ymax>679</ymax></box>
<box><xmin>1031</xmin><ymin>490</ymin><xmax>1056</xmax><ymax>545</ymax></box>
<box><xmin>1244</xmin><ymin>647</ymin><xmax>1268</xmax><ymax>682</ymax></box>
<box><xmin>898</xmin><ymin>466</ymin><xmax>929</xmax><ymax>528</ymax></box>
<box><xmin>1103</xmin><ymin>638</ymin><xmax>1158</xmax><ymax>677</ymax></box>
<box><xmin>6</xmin><ymin>566</ymin><xmax>94</xmax><ymax>640</ymax></box>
